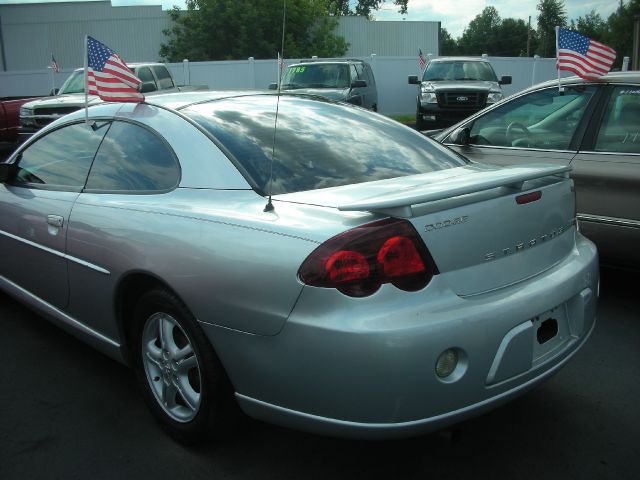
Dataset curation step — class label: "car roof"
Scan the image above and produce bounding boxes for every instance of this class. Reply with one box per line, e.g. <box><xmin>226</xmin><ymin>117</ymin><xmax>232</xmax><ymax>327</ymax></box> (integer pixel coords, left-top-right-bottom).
<box><xmin>144</xmin><ymin>90</ymin><xmax>279</xmax><ymax>110</ymax></box>
<box><xmin>147</xmin><ymin>90</ymin><xmax>348</xmax><ymax>111</ymax></box>
<box><xmin>430</xmin><ymin>57</ymin><xmax>491</xmax><ymax>63</ymax></box>
<box><xmin>71</xmin><ymin>63</ymin><xmax>167</xmax><ymax>73</ymax></box>
<box><xmin>523</xmin><ymin>71</ymin><xmax>640</xmax><ymax>92</ymax></box>
<box><xmin>292</xmin><ymin>58</ymin><xmax>366</xmax><ymax>66</ymax></box>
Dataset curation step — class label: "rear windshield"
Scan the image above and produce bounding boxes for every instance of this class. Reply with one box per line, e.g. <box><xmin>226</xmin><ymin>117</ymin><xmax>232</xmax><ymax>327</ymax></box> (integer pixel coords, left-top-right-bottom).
<box><xmin>423</xmin><ymin>61</ymin><xmax>498</xmax><ymax>82</ymax></box>
<box><xmin>182</xmin><ymin>95</ymin><xmax>466</xmax><ymax>195</ymax></box>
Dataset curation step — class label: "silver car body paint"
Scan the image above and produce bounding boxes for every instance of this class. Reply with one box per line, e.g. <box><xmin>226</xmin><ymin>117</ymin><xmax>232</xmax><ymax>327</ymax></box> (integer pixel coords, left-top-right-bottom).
<box><xmin>0</xmin><ymin>94</ymin><xmax>599</xmax><ymax>438</ymax></box>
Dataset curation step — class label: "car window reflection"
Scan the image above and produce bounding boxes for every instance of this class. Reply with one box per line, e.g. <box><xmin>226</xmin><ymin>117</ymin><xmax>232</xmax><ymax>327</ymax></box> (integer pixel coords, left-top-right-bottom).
<box><xmin>183</xmin><ymin>96</ymin><xmax>466</xmax><ymax>195</ymax></box>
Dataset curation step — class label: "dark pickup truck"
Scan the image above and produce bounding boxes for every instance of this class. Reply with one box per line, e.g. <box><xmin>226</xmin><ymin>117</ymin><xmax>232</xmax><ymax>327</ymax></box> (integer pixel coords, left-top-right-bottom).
<box><xmin>1</xmin><ymin>97</ymin><xmax>36</xmax><ymax>144</ymax></box>
<box><xmin>409</xmin><ymin>57</ymin><xmax>511</xmax><ymax>130</ymax></box>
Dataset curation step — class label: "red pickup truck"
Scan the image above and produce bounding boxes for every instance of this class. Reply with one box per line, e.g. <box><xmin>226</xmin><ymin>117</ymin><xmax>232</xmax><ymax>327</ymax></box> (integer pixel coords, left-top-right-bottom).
<box><xmin>1</xmin><ymin>97</ymin><xmax>36</xmax><ymax>144</ymax></box>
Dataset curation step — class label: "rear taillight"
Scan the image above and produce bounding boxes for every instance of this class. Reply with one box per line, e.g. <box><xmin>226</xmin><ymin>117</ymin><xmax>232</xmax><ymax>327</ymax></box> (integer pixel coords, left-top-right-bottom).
<box><xmin>298</xmin><ymin>218</ymin><xmax>438</xmax><ymax>297</ymax></box>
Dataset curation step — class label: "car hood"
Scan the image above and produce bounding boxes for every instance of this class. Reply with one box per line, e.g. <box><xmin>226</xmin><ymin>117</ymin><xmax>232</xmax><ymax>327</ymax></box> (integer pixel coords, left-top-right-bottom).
<box><xmin>282</xmin><ymin>87</ymin><xmax>349</xmax><ymax>101</ymax></box>
<box><xmin>23</xmin><ymin>94</ymin><xmax>102</xmax><ymax>109</ymax></box>
<box><xmin>423</xmin><ymin>80</ymin><xmax>498</xmax><ymax>92</ymax></box>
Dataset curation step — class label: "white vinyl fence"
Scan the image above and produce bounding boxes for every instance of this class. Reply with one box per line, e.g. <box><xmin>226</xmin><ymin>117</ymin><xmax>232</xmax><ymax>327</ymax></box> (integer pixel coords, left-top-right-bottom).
<box><xmin>0</xmin><ymin>55</ymin><xmax>560</xmax><ymax>116</ymax></box>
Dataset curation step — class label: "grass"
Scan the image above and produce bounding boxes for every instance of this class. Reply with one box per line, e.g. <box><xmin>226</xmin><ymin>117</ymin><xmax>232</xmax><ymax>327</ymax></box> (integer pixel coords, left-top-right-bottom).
<box><xmin>388</xmin><ymin>114</ymin><xmax>415</xmax><ymax>125</ymax></box>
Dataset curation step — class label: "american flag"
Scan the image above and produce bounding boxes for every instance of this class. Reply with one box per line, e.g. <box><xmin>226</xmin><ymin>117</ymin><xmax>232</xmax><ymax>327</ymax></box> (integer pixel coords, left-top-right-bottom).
<box><xmin>86</xmin><ymin>36</ymin><xmax>143</xmax><ymax>102</ymax></box>
<box><xmin>50</xmin><ymin>53</ymin><xmax>59</xmax><ymax>73</ymax></box>
<box><xmin>556</xmin><ymin>28</ymin><xmax>616</xmax><ymax>80</ymax></box>
<box><xmin>418</xmin><ymin>49</ymin><xmax>426</xmax><ymax>72</ymax></box>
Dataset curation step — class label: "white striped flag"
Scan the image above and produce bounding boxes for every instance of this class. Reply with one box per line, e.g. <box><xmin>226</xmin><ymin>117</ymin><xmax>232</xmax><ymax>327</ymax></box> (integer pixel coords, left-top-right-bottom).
<box><xmin>86</xmin><ymin>36</ymin><xmax>143</xmax><ymax>102</ymax></box>
<box><xmin>418</xmin><ymin>48</ymin><xmax>426</xmax><ymax>73</ymax></box>
<box><xmin>556</xmin><ymin>27</ymin><xmax>616</xmax><ymax>80</ymax></box>
<box><xmin>50</xmin><ymin>53</ymin><xmax>59</xmax><ymax>73</ymax></box>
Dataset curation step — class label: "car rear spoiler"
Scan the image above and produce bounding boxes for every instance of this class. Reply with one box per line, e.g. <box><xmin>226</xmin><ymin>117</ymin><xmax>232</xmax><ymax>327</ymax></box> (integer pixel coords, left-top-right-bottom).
<box><xmin>338</xmin><ymin>164</ymin><xmax>571</xmax><ymax>217</ymax></box>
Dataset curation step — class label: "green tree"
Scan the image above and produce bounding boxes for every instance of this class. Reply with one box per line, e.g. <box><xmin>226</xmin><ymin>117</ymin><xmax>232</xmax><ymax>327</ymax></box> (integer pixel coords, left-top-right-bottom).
<box><xmin>160</xmin><ymin>0</ymin><xmax>348</xmax><ymax>61</ymax></box>
<box><xmin>536</xmin><ymin>0</ymin><xmax>567</xmax><ymax>57</ymax></box>
<box><xmin>454</xmin><ymin>7</ymin><xmax>536</xmax><ymax>57</ymax></box>
<box><xmin>571</xmin><ymin>9</ymin><xmax>606</xmax><ymax>40</ymax></box>
<box><xmin>603</xmin><ymin>0</ymin><xmax>640</xmax><ymax>68</ymax></box>
<box><xmin>458</xmin><ymin>6</ymin><xmax>502</xmax><ymax>55</ymax></box>
<box><xmin>495</xmin><ymin>18</ymin><xmax>534</xmax><ymax>56</ymax></box>
<box><xmin>327</xmin><ymin>1</ymin><xmax>409</xmax><ymax>16</ymax></box>
<box><xmin>439</xmin><ymin>27</ymin><xmax>458</xmax><ymax>55</ymax></box>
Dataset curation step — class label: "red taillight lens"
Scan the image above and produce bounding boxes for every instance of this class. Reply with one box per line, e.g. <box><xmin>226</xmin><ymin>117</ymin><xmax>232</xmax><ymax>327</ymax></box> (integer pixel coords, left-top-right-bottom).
<box><xmin>516</xmin><ymin>191</ymin><xmax>542</xmax><ymax>205</ymax></box>
<box><xmin>326</xmin><ymin>250</ymin><xmax>369</xmax><ymax>282</ymax></box>
<box><xmin>298</xmin><ymin>218</ymin><xmax>438</xmax><ymax>297</ymax></box>
<box><xmin>378</xmin><ymin>236</ymin><xmax>425</xmax><ymax>277</ymax></box>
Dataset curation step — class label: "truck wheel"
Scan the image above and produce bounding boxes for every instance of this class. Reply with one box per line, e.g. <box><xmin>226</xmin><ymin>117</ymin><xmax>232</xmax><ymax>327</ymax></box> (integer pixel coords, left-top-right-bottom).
<box><xmin>415</xmin><ymin>105</ymin><xmax>427</xmax><ymax>131</ymax></box>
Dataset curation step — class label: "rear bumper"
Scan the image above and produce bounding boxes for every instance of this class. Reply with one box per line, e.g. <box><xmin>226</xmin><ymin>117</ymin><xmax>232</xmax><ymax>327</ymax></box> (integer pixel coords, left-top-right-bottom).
<box><xmin>200</xmin><ymin>234</ymin><xmax>599</xmax><ymax>439</ymax></box>
<box><xmin>236</xmin><ymin>318</ymin><xmax>595</xmax><ymax>439</ymax></box>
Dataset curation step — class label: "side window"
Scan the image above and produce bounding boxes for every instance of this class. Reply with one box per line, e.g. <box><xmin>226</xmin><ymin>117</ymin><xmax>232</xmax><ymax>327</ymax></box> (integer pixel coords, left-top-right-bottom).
<box><xmin>137</xmin><ymin>67</ymin><xmax>157</xmax><ymax>91</ymax></box>
<box><xmin>14</xmin><ymin>122</ymin><xmax>107</xmax><ymax>188</ymax></box>
<box><xmin>365</xmin><ymin>65</ymin><xmax>376</xmax><ymax>86</ymax></box>
<box><xmin>354</xmin><ymin>64</ymin><xmax>365</xmax><ymax>81</ymax></box>
<box><xmin>85</xmin><ymin>121</ymin><xmax>179</xmax><ymax>192</ymax></box>
<box><xmin>152</xmin><ymin>66</ymin><xmax>175</xmax><ymax>89</ymax></box>
<box><xmin>466</xmin><ymin>86</ymin><xmax>596</xmax><ymax>150</ymax></box>
<box><xmin>594</xmin><ymin>86</ymin><xmax>640</xmax><ymax>153</ymax></box>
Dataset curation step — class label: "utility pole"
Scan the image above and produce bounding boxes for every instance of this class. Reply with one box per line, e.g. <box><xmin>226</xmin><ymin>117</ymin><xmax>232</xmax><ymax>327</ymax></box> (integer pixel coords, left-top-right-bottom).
<box><xmin>527</xmin><ymin>16</ymin><xmax>531</xmax><ymax>57</ymax></box>
<box><xmin>634</xmin><ymin>15</ymin><xmax>640</xmax><ymax>70</ymax></box>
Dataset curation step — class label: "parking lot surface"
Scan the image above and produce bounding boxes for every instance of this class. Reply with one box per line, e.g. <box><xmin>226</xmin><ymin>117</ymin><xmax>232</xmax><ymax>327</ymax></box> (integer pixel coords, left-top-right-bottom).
<box><xmin>0</xmin><ymin>268</ymin><xmax>638</xmax><ymax>480</ymax></box>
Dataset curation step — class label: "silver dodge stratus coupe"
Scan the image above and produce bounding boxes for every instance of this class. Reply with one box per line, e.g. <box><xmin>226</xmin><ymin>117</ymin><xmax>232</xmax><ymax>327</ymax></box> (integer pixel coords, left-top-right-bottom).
<box><xmin>0</xmin><ymin>92</ymin><xmax>598</xmax><ymax>443</ymax></box>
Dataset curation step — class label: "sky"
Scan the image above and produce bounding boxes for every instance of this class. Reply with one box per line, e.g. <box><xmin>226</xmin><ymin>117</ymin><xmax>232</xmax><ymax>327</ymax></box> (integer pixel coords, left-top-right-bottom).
<box><xmin>0</xmin><ymin>0</ymin><xmax>620</xmax><ymax>38</ymax></box>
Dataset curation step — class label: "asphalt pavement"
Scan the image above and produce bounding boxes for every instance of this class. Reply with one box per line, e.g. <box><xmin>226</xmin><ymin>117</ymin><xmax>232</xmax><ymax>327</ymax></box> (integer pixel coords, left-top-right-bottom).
<box><xmin>0</xmin><ymin>268</ymin><xmax>638</xmax><ymax>480</ymax></box>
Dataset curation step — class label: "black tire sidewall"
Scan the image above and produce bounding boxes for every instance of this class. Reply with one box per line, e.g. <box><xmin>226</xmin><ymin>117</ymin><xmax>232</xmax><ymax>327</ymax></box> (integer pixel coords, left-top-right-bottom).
<box><xmin>131</xmin><ymin>288</ymin><xmax>225</xmax><ymax>444</ymax></box>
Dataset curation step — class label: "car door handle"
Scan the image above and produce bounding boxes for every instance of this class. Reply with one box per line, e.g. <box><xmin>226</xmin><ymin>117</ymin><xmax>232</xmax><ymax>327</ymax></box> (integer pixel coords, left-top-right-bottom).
<box><xmin>47</xmin><ymin>215</ymin><xmax>64</xmax><ymax>228</ymax></box>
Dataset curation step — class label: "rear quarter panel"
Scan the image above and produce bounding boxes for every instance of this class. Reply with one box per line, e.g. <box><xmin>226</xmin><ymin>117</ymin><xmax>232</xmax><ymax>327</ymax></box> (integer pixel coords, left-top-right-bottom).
<box><xmin>64</xmin><ymin>189</ymin><xmax>347</xmax><ymax>341</ymax></box>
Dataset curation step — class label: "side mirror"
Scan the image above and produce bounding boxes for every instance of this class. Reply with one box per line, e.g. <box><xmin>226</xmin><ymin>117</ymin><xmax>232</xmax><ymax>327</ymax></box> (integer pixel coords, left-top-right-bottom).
<box><xmin>140</xmin><ymin>82</ymin><xmax>157</xmax><ymax>93</ymax></box>
<box><xmin>350</xmin><ymin>79</ymin><xmax>367</xmax><ymax>88</ymax></box>
<box><xmin>50</xmin><ymin>88</ymin><xmax>59</xmax><ymax>96</ymax></box>
<box><xmin>408</xmin><ymin>75</ymin><xmax>420</xmax><ymax>85</ymax></box>
<box><xmin>499</xmin><ymin>76</ymin><xmax>512</xmax><ymax>85</ymax></box>
<box><xmin>0</xmin><ymin>163</ymin><xmax>17</xmax><ymax>184</ymax></box>
<box><xmin>449</xmin><ymin>126</ymin><xmax>471</xmax><ymax>146</ymax></box>
<box><xmin>268</xmin><ymin>83</ymin><xmax>278</xmax><ymax>90</ymax></box>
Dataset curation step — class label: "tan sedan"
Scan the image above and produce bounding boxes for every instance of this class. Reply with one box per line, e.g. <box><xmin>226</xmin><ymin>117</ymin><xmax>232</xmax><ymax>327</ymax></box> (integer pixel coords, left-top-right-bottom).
<box><xmin>434</xmin><ymin>71</ymin><xmax>640</xmax><ymax>269</ymax></box>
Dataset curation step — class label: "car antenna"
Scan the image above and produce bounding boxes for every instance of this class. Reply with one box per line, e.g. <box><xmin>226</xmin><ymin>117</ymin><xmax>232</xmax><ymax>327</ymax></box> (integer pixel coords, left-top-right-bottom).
<box><xmin>264</xmin><ymin>0</ymin><xmax>286</xmax><ymax>213</ymax></box>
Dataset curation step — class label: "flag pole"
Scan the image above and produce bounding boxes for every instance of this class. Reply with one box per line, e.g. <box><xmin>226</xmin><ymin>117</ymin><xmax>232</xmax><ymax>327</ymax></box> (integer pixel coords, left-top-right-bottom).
<box><xmin>555</xmin><ymin>26</ymin><xmax>562</xmax><ymax>94</ymax></box>
<box><xmin>49</xmin><ymin>65</ymin><xmax>54</xmax><ymax>95</ymax></box>
<box><xmin>49</xmin><ymin>52</ymin><xmax>55</xmax><ymax>94</ymax></box>
<box><xmin>84</xmin><ymin>35</ymin><xmax>89</xmax><ymax>124</ymax></box>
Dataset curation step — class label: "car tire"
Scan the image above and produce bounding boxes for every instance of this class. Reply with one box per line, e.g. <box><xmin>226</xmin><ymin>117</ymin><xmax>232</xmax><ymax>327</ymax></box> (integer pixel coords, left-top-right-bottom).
<box><xmin>131</xmin><ymin>287</ymin><xmax>234</xmax><ymax>444</ymax></box>
<box><xmin>415</xmin><ymin>104</ymin><xmax>426</xmax><ymax>131</ymax></box>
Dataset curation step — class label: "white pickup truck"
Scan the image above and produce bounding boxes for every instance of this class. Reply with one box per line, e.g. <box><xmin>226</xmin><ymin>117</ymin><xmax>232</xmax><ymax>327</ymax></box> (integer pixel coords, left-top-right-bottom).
<box><xmin>19</xmin><ymin>63</ymin><xmax>207</xmax><ymax>139</ymax></box>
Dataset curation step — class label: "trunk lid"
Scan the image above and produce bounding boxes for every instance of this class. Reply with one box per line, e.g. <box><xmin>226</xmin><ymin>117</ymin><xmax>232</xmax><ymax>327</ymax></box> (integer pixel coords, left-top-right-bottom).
<box><xmin>275</xmin><ymin>163</ymin><xmax>576</xmax><ymax>296</ymax></box>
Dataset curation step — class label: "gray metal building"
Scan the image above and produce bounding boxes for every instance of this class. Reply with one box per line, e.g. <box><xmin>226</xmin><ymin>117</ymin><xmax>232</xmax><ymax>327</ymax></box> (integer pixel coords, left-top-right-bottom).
<box><xmin>335</xmin><ymin>16</ymin><xmax>439</xmax><ymax>57</ymax></box>
<box><xmin>0</xmin><ymin>1</ymin><xmax>439</xmax><ymax>72</ymax></box>
<box><xmin>0</xmin><ymin>1</ymin><xmax>171</xmax><ymax>72</ymax></box>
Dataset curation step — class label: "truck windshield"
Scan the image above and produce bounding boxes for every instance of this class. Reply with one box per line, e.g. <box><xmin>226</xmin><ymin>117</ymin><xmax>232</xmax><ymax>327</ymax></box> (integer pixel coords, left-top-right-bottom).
<box><xmin>59</xmin><ymin>71</ymin><xmax>85</xmax><ymax>94</ymax></box>
<box><xmin>281</xmin><ymin>64</ymin><xmax>350</xmax><ymax>89</ymax></box>
<box><xmin>423</xmin><ymin>61</ymin><xmax>498</xmax><ymax>82</ymax></box>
